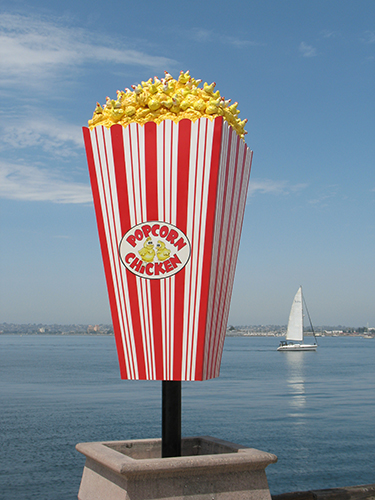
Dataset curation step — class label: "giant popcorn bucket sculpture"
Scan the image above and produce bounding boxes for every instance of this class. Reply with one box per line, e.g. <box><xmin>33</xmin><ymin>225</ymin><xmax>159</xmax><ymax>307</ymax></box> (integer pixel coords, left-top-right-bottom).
<box><xmin>77</xmin><ymin>74</ymin><xmax>278</xmax><ymax>500</ymax></box>
<box><xmin>83</xmin><ymin>72</ymin><xmax>253</xmax><ymax>381</ymax></box>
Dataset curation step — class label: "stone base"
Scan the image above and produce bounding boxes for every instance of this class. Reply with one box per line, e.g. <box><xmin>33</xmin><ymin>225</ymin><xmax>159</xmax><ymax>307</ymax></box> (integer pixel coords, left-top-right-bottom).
<box><xmin>76</xmin><ymin>436</ymin><xmax>277</xmax><ymax>500</ymax></box>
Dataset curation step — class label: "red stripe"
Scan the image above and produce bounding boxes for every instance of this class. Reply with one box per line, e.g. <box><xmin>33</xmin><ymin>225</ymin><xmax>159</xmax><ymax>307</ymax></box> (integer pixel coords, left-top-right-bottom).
<box><xmin>214</xmin><ymin>131</ymin><xmax>241</xmax><ymax>351</ymax></box>
<box><xmin>99</xmin><ymin>126</ymin><xmax>136</xmax><ymax>378</ymax></box>
<box><xmin>112</xmin><ymin>125</ymin><xmax>147</xmax><ymax>379</ymax></box>
<box><xmin>188</xmin><ymin>118</ymin><xmax>207</xmax><ymax>379</ymax></box>
<box><xmin>216</xmin><ymin>141</ymin><xmax>252</xmax><ymax>377</ymax></box>
<box><xmin>215</xmin><ymin>147</ymin><xmax>252</xmax><ymax>377</ymax></box>
<box><xmin>225</xmin><ymin>144</ymin><xmax>250</xmax><ymax>306</ymax></box>
<box><xmin>135</xmin><ymin>125</ymin><xmax>152</xmax><ymax>378</ymax></box>
<box><xmin>162</xmin><ymin>121</ymin><xmax>167</xmax><ymax>220</ymax></box>
<box><xmin>109</xmin><ymin>125</ymin><xmax>133</xmax><ymax>376</ymax></box>
<box><xmin>97</xmin><ymin>127</ymin><xmax>129</xmax><ymax>373</ymax></box>
<box><xmin>144</xmin><ymin>122</ymin><xmax>163</xmax><ymax>380</ymax></box>
<box><xmin>110</xmin><ymin>125</ymin><xmax>143</xmax><ymax>379</ymax></box>
<box><xmin>168</xmin><ymin>122</ymin><xmax>174</xmax><ymax>379</ymax></box>
<box><xmin>109</xmin><ymin>125</ymin><xmax>137</xmax><ymax>378</ymax></box>
<box><xmin>173</xmin><ymin>119</ymin><xmax>191</xmax><ymax>379</ymax></box>
<box><xmin>210</xmin><ymin>127</ymin><xmax>236</xmax><ymax>378</ymax></box>
<box><xmin>127</xmin><ymin>126</ymin><xmax>138</xmax><ymax>221</ymax></box>
<box><xmin>175</xmin><ymin>120</ymin><xmax>191</xmax><ymax>240</ymax></box>
<box><xmin>185</xmin><ymin>120</ymin><xmax>199</xmax><ymax>379</ymax></box>
<box><xmin>83</xmin><ymin>127</ymin><xmax>128</xmax><ymax>378</ymax></box>
<box><xmin>206</xmin><ymin>124</ymin><xmax>233</xmax><ymax>378</ymax></box>
<box><xmin>111</xmin><ymin>125</ymin><xmax>131</xmax><ymax>234</ymax></box>
<box><xmin>129</xmin><ymin>128</ymin><xmax>148</xmax><ymax>379</ymax></box>
<box><xmin>193</xmin><ymin>117</ymin><xmax>223</xmax><ymax>380</ymax></box>
<box><xmin>187</xmin><ymin>118</ymin><xmax>206</xmax><ymax>379</ymax></box>
<box><xmin>144</xmin><ymin>122</ymin><xmax>159</xmax><ymax>219</ymax></box>
<box><xmin>215</xmin><ymin>147</ymin><xmax>253</xmax><ymax>376</ymax></box>
<box><xmin>212</xmin><ymin>134</ymin><xmax>245</xmax><ymax>376</ymax></box>
<box><xmin>127</xmin><ymin>125</ymin><xmax>147</xmax><ymax>375</ymax></box>
<box><xmin>211</xmin><ymin>129</ymin><xmax>240</xmax><ymax>376</ymax></box>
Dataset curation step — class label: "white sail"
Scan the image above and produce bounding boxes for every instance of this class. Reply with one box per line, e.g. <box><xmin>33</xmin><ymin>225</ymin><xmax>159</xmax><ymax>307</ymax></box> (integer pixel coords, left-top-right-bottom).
<box><xmin>286</xmin><ymin>287</ymin><xmax>303</xmax><ymax>342</ymax></box>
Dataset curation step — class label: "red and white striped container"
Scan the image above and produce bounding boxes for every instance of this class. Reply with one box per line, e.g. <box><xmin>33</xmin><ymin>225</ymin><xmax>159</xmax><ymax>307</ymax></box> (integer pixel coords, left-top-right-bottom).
<box><xmin>83</xmin><ymin>116</ymin><xmax>252</xmax><ymax>381</ymax></box>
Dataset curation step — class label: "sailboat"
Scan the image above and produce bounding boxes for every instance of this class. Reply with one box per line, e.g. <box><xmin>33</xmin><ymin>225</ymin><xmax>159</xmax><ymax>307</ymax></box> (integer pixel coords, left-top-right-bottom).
<box><xmin>277</xmin><ymin>286</ymin><xmax>317</xmax><ymax>351</ymax></box>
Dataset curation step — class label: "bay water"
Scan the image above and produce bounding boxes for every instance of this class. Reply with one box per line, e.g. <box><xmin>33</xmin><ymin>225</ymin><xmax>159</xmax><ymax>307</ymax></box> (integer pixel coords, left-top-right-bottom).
<box><xmin>0</xmin><ymin>335</ymin><xmax>374</xmax><ymax>499</ymax></box>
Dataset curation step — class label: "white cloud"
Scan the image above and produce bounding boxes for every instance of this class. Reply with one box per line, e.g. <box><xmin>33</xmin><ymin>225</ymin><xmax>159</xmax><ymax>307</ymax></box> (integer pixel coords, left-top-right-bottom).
<box><xmin>361</xmin><ymin>31</ymin><xmax>375</xmax><ymax>44</ymax></box>
<box><xmin>187</xmin><ymin>27</ymin><xmax>263</xmax><ymax>48</ymax></box>
<box><xmin>319</xmin><ymin>30</ymin><xmax>338</xmax><ymax>39</ymax></box>
<box><xmin>224</xmin><ymin>35</ymin><xmax>264</xmax><ymax>48</ymax></box>
<box><xmin>307</xmin><ymin>184</ymin><xmax>340</xmax><ymax>206</ymax></box>
<box><xmin>248</xmin><ymin>179</ymin><xmax>308</xmax><ymax>196</ymax></box>
<box><xmin>189</xmin><ymin>28</ymin><xmax>214</xmax><ymax>42</ymax></box>
<box><xmin>0</xmin><ymin>115</ymin><xmax>82</xmax><ymax>154</ymax></box>
<box><xmin>0</xmin><ymin>161</ymin><xmax>92</xmax><ymax>204</ymax></box>
<box><xmin>299</xmin><ymin>42</ymin><xmax>317</xmax><ymax>57</ymax></box>
<box><xmin>0</xmin><ymin>13</ymin><xmax>176</xmax><ymax>89</ymax></box>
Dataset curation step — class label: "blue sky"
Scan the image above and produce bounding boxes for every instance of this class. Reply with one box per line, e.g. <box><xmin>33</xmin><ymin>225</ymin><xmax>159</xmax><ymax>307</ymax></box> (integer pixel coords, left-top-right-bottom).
<box><xmin>0</xmin><ymin>1</ymin><xmax>374</xmax><ymax>327</ymax></box>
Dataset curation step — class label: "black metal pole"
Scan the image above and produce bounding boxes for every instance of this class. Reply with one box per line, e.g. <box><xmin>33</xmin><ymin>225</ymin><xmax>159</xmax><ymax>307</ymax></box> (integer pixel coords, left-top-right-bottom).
<box><xmin>162</xmin><ymin>381</ymin><xmax>181</xmax><ymax>458</ymax></box>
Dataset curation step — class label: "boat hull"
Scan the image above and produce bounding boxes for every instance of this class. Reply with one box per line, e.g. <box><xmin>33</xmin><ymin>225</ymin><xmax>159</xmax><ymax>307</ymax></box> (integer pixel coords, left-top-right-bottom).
<box><xmin>277</xmin><ymin>343</ymin><xmax>317</xmax><ymax>352</ymax></box>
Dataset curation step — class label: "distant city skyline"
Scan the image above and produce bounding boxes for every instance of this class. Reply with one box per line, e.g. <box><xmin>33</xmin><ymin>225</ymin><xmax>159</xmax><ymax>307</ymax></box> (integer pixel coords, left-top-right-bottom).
<box><xmin>0</xmin><ymin>1</ymin><xmax>374</xmax><ymax>326</ymax></box>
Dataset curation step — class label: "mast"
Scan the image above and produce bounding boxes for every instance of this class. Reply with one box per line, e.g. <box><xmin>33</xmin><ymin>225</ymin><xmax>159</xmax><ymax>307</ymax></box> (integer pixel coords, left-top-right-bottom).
<box><xmin>302</xmin><ymin>289</ymin><xmax>318</xmax><ymax>346</ymax></box>
<box><xmin>301</xmin><ymin>285</ymin><xmax>304</xmax><ymax>342</ymax></box>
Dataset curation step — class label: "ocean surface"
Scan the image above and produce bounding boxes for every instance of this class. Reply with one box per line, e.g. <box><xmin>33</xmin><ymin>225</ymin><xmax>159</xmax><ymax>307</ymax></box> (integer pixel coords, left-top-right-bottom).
<box><xmin>0</xmin><ymin>335</ymin><xmax>374</xmax><ymax>499</ymax></box>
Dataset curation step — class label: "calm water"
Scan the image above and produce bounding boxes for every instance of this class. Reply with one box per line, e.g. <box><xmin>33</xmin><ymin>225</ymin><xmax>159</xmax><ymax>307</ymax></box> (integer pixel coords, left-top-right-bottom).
<box><xmin>0</xmin><ymin>335</ymin><xmax>374</xmax><ymax>499</ymax></box>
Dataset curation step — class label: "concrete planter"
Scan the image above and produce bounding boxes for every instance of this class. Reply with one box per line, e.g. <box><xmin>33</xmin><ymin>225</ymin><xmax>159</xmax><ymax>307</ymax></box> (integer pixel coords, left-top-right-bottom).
<box><xmin>76</xmin><ymin>436</ymin><xmax>277</xmax><ymax>500</ymax></box>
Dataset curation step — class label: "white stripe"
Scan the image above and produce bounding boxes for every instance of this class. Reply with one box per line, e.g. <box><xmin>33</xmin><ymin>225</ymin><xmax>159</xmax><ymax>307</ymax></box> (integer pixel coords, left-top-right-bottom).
<box><xmin>170</xmin><ymin>122</ymin><xmax>179</xmax><ymax>225</ymax></box>
<box><xmin>209</xmin><ymin>128</ymin><xmax>239</xmax><ymax>375</ymax></box>
<box><xmin>123</xmin><ymin>127</ymin><xmax>136</xmax><ymax>227</ymax></box>
<box><xmin>169</xmin><ymin>121</ymin><xmax>178</xmax><ymax>379</ymax></box>
<box><xmin>181</xmin><ymin>120</ymin><xmax>199</xmax><ymax>380</ymax></box>
<box><xmin>138</xmin><ymin>125</ymin><xmax>156</xmax><ymax>379</ymax></box>
<box><xmin>156</xmin><ymin>122</ymin><xmax>167</xmax><ymax>378</ymax></box>
<box><xmin>216</xmin><ymin>147</ymin><xmax>252</xmax><ymax>376</ymax></box>
<box><xmin>187</xmin><ymin>118</ymin><xmax>205</xmax><ymax>380</ymax></box>
<box><xmin>187</xmin><ymin>118</ymin><xmax>207</xmax><ymax>379</ymax></box>
<box><xmin>164</xmin><ymin>122</ymin><xmax>171</xmax><ymax>379</ymax></box>
<box><xmin>146</xmin><ymin>280</ymin><xmax>156</xmax><ymax>379</ymax></box>
<box><xmin>213</xmin><ymin>137</ymin><xmax>245</xmax><ymax>374</ymax></box>
<box><xmin>219</xmin><ymin>135</ymin><xmax>245</xmax><ymax>308</ymax></box>
<box><xmin>166</xmin><ymin>277</ymin><xmax>171</xmax><ymax>380</ymax></box>
<box><xmin>138</xmin><ymin>126</ymin><xmax>148</xmax><ymax>222</ymax></box>
<box><xmin>207</xmin><ymin>124</ymin><xmax>237</xmax><ymax>377</ymax></box>
<box><xmin>160</xmin><ymin>278</ymin><xmax>167</xmax><ymax>379</ymax></box>
<box><xmin>91</xmin><ymin>127</ymin><xmax>138</xmax><ymax>379</ymax></box>
<box><xmin>104</xmin><ymin>127</ymin><xmax>139</xmax><ymax>379</ymax></box>
<box><xmin>157</xmin><ymin>122</ymin><xmax>165</xmax><ymax>221</ymax></box>
<box><xmin>100</xmin><ymin>128</ymin><xmax>136</xmax><ymax>378</ymax></box>
<box><xmin>124</xmin><ymin>125</ymin><xmax>152</xmax><ymax>379</ymax></box>
<box><xmin>135</xmin><ymin>277</ymin><xmax>149</xmax><ymax>379</ymax></box>
<box><xmin>189</xmin><ymin>118</ymin><xmax>215</xmax><ymax>380</ymax></box>
<box><xmin>156</xmin><ymin>122</ymin><xmax>168</xmax><ymax>380</ymax></box>
<box><xmin>164</xmin><ymin>120</ymin><xmax>172</xmax><ymax>222</ymax></box>
<box><xmin>203</xmin><ymin>122</ymin><xmax>229</xmax><ymax>378</ymax></box>
<box><xmin>141</xmin><ymin>278</ymin><xmax>152</xmax><ymax>379</ymax></box>
<box><xmin>211</xmin><ymin>138</ymin><xmax>252</xmax><ymax>378</ymax></box>
<box><xmin>129</xmin><ymin>124</ymin><xmax>143</xmax><ymax>223</ymax></box>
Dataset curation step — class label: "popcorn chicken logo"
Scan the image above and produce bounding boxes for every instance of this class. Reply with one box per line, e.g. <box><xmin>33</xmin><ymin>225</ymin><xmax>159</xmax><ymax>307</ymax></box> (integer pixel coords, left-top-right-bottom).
<box><xmin>119</xmin><ymin>222</ymin><xmax>191</xmax><ymax>279</ymax></box>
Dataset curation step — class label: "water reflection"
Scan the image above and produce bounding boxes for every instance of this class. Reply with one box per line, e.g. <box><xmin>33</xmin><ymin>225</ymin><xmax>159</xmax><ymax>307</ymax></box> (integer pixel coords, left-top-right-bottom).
<box><xmin>285</xmin><ymin>352</ymin><xmax>306</xmax><ymax>422</ymax></box>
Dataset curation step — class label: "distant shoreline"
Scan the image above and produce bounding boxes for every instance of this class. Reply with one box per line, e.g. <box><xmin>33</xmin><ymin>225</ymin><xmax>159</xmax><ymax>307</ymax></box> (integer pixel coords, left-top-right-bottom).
<box><xmin>226</xmin><ymin>332</ymin><xmax>375</xmax><ymax>339</ymax></box>
<box><xmin>0</xmin><ymin>323</ymin><xmax>374</xmax><ymax>339</ymax></box>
